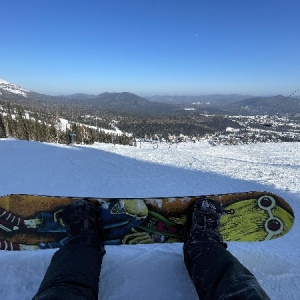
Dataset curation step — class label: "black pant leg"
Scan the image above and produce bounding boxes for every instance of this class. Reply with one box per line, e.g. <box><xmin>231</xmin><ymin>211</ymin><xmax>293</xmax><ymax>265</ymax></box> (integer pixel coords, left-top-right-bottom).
<box><xmin>184</xmin><ymin>241</ymin><xmax>270</xmax><ymax>300</ymax></box>
<box><xmin>33</xmin><ymin>245</ymin><xmax>104</xmax><ymax>300</ymax></box>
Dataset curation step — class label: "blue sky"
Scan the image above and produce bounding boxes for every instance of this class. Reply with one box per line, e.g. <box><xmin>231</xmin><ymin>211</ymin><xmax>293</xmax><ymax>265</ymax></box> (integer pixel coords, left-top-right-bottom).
<box><xmin>1</xmin><ymin>0</ymin><xmax>299</xmax><ymax>96</ymax></box>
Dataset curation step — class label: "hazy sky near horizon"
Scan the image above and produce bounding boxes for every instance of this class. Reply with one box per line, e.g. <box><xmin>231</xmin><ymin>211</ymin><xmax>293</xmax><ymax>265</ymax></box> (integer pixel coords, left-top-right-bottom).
<box><xmin>1</xmin><ymin>0</ymin><xmax>299</xmax><ymax>97</ymax></box>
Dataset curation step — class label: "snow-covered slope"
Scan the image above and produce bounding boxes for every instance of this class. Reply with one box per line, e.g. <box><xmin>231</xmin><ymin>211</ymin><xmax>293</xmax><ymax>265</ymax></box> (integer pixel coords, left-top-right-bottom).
<box><xmin>0</xmin><ymin>78</ymin><xmax>30</xmax><ymax>97</ymax></box>
<box><xmin>0</xmin><ymin>139</ymin><xmax>299</xmax><ymax>300</ymax></box>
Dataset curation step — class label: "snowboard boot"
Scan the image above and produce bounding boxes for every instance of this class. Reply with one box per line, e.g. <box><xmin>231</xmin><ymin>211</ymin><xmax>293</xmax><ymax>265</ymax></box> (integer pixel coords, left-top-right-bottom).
<box><xmin>184</xmin><ymin>198</ymin><xmax>228</xmax><ymax>248</ymax></box>
<box><xmin>61</xmin><ymin>200</ymin><xmax>105</xmax><ymax>254</ymax></box>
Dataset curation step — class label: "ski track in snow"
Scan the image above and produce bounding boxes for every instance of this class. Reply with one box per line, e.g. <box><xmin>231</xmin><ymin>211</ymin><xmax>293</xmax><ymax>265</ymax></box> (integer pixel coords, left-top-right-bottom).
<box><xmin>0</xmin><ymin>139</ymin><xmax>299</xmax><ymax>300</ymax></box>
<box><xmin>87</xmin><ymin>142</ymin><xmax>300</xmax><ymax>195</ymax></box>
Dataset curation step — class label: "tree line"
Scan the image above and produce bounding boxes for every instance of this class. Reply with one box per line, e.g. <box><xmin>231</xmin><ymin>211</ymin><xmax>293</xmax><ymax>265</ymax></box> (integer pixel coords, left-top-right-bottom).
<box><xmin>0</xmin><ymin>103</ymin><xmax>132</xmax><ymax>146</ymax></box>
<box><xmin>117</xmin><ymin>114</ymin><xmax>239</xmax><ymax>141</ymax></box>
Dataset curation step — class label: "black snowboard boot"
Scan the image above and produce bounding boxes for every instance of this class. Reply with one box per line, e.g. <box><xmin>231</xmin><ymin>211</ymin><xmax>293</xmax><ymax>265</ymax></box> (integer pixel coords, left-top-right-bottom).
<box><xmin>184</xmin><ymin>198</ymin><xmax>228</xmax><ymax>248</ymax></box>
<box><xmin>61</xmin><ymin>199</ymin><xmax>105</xmax><ymax>254</ymax></box>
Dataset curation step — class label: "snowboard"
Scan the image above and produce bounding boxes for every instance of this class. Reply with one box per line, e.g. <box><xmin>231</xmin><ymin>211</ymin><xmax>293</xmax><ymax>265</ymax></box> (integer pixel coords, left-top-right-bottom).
<box><xmin>0</xmin><ymin>191</ymin><xmax>294</xmax><ymax>251</ymax></box>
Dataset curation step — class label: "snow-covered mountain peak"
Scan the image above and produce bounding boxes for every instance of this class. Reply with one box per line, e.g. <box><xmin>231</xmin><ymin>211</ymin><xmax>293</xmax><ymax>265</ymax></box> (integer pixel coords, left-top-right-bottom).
<box><xmin>0</xmin><ymin>78</ymin><xmax>10</xmax><ymax>84</ymax></box>
<box><xmin>0</xmin><ymin>78</ymin><xmax>30</xmax><ymax>97</ymax></box>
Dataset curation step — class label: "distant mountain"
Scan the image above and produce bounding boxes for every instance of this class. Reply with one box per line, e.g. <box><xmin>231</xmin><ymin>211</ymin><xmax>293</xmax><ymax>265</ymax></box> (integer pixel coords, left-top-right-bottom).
<box><xmin>146</xmin><ymin>94</ymin><xmax>252</xmax><ymax>105</ymax></box>
<box><xmin>0</xmin><ymin>79</ymin><xmax>180</xmax><ymax>117</ymax></box>
<box><xmin>147</xmin><ymin>94</ymin><xmax>300</xmax><ymax>115</ymax></box>
<box><xmin>61</xmin><ymin>93</ymin><xmax>98</xmax><ymax>100</ymax></box>
<box><xmin>222</xmin><ymin>95</ymin><xmax>300</xmax><ymax>115</ymax></box>
<box><xmin>1</xmin><ymin>78</ymin><xmax>299</xmax><ymax>117</ymax></box>
<box><xmin>0</xmin><ymin>78</ymin><xmax>30</xmax><ymax>97</ymax></box>
<box><xmin>64</xmin><ymin>92</ymin><xmax>180</xmax><ymax>116</ymax></box>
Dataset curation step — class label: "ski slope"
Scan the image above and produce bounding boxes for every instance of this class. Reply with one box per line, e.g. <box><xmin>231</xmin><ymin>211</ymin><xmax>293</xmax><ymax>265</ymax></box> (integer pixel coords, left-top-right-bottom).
<box><xmin>0</xmin><ymin>139</ymin><xmax>299</xmax><ymax>300</ymax></box>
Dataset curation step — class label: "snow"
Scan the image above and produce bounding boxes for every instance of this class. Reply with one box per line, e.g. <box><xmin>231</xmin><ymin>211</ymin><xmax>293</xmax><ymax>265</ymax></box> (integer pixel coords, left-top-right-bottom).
<box><xmin>57</xmin><ymin>118</ymin><xmax>125</xmax><ymax>136</ymax></box>
<box><xmin>0</xmin><ymin>139</ymin><xmax>299</xmax><ymax>300</ymax></box>
<box><xmin>0</xmin><ymin>78</ymin><xmax>29</xmax><ymax>97</ymax></box>
<box><xmin>57</xmin><ymin>118</ymin><xmax>70</xmax><ymax>130</ymax></box>
<box><xmin>0</xmin><ymin>78</ymin><xmax>10</xmax><ymax>84</ymax></box>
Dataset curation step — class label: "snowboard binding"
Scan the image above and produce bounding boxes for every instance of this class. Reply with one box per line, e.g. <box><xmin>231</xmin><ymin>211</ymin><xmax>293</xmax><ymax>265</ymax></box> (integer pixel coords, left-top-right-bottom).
<box><xmin>61</xmin><ymin>200</ymin><xmax>105</xmax><ymax>253</ymax></box>
<box><xmin>184</xmin><ymin>198</ymin><xmax>232</xmax><ymax>247</ymax></box>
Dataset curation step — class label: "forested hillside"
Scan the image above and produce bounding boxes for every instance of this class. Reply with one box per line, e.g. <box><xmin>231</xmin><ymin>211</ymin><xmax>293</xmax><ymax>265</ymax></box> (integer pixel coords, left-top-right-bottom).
<box><xmin>0</xmin><ymin>103</ymin><xmax>132</xmax><ymax>145</ymax></box>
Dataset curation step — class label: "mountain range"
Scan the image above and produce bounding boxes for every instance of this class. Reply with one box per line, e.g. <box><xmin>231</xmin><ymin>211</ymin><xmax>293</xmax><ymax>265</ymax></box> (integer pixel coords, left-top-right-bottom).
<box><xmin>0</xmin><ymin>78</ymin><xmax>299</xmax><ymax>116</ymax></box>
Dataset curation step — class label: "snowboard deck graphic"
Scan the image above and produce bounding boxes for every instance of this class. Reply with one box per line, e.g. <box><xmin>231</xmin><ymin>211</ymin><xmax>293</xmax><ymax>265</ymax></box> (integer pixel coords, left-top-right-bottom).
<box><xmin>0</xmin><ymin>191</ymin><xmax>295</xmax><ymax>251</ymax></box>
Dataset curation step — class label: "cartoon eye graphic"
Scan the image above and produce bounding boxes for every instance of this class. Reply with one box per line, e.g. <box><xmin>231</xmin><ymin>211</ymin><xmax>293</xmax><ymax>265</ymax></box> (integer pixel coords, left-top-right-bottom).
<box><xmin>266</xmin><ymin>218</ymin><xmax>283</xmax><ymax>234</ymax></box>
<box><xmin>257</xmin><ymin>195</ymin><xmax>284</xmax><ymax>239</ymax></box>
<box><xmin>258</xmin><ymin>196</ymin><xmax>276</xmax><ymax>210</ymax></box>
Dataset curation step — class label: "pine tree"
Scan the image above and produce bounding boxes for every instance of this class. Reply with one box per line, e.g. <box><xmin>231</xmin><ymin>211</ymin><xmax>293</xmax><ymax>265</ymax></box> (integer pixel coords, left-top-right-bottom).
<box><xmin>0</xmin><ymin>114</ymin><xmax>7</xmax><ymax>138</ymax></box>
<box><xmin>39</xmin><ymin>122</ymin><xmax>48</xmax><ymax>142</ymax></box>
<box><xmin>48</xmin><ymin>123</ymin><xmax>58</xmax><ymax>143</ymax></box>
<box><xmin>32</xmin><ymin>113</ymin><xmax>41</xmax><ymax>141</ymax></box>
<box><xmin>15</xmin><ymin>108</ymin><xmax>29</xmax><ymax>140</ymax></box>
<box><xmin>4</xmin><ymin>103</ymin><xmax>14</xmax><ymax>137</ymax></box>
